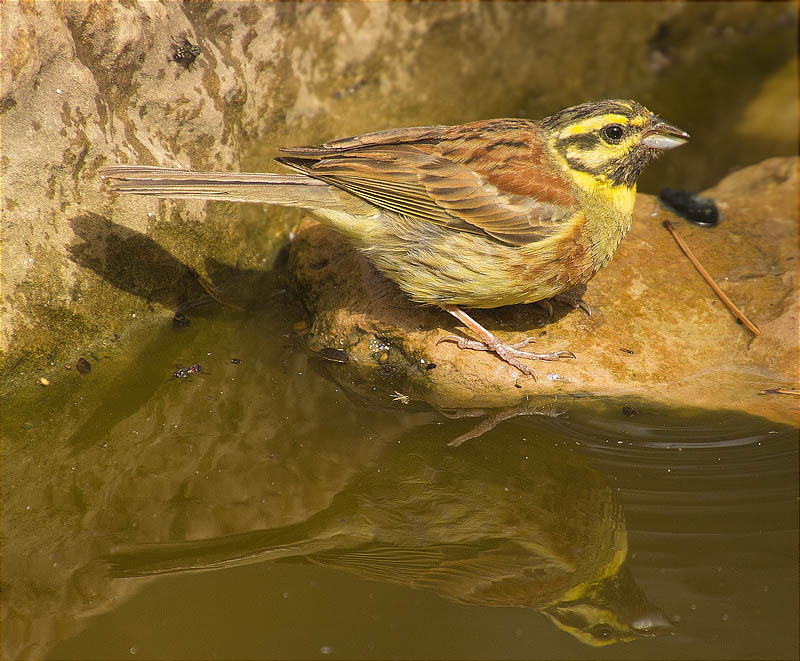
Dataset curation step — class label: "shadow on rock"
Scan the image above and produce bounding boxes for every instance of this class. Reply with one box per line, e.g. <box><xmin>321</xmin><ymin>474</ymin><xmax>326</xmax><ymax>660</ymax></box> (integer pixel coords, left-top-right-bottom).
<box><xmin>68</xmin><ymin>213</ymin><xmax>277</xmax><ymax>312</ymax></box>
<box><xmin>68</xmin><ymin>213</ymin><xmax>196</xmax><ymax>309</ymax></box>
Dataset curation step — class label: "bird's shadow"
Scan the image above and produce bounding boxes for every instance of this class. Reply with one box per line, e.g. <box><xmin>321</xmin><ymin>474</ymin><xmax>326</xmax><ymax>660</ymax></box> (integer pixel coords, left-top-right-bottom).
<box><xmin>67</xmin><ymin>213</ymin><xmax>276</xmax><ymax>312</ymax></box>
<box><xmin>67</xmin><ymin>213</ymin><xmax>578</xmax><ymax>341</ymax></box>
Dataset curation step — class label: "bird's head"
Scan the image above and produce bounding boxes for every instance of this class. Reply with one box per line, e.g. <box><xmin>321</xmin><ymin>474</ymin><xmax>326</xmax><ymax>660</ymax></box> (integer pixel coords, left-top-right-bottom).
<box><xmin>540</xmin><ymin>564</ymin><xmax>675</xmax><ymax>646</ymax></box>
<box><xmin>540</xmin><ymin>99</ymin><xmax>689</xmax><ymax>189</ymax></box>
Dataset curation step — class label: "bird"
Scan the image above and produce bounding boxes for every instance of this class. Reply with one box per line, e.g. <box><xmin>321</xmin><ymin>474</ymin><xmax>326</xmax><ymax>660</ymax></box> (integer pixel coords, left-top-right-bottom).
<box><xmin>101</xmin><ymin>99</ymin><xmax>688</xmax><ymax>377</ymax></box>
<box><xmin>103</xmin><ymin>434</ymin><xmax>674</xmax><ymax>646</ymax></box>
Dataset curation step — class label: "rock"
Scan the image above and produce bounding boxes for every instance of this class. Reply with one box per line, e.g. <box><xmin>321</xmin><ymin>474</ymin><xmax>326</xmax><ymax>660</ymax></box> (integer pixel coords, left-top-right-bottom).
<box><xmin>289</xmin><ymin>158</ymin><xmax>799</xmax><ymax>426</ymax></box>
<box><xmin>1</xmin><ymin>1</ymin><xmax>797</xmax><ymax>392</ymax></box>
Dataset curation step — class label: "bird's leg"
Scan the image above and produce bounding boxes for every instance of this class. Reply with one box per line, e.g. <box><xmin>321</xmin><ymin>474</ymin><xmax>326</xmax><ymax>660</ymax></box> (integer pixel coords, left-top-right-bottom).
<box><xmin>437</xmin><ymin>305</ymin><xmax>575</xmax><ymax>378</ymax></box>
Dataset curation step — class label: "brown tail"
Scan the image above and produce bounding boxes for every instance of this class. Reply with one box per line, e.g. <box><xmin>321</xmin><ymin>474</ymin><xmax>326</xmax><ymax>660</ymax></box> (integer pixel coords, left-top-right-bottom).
<box><xmin>100</xmin><ymin>165</ymin><xmax>344</xmax><ymax>210</ymax></box>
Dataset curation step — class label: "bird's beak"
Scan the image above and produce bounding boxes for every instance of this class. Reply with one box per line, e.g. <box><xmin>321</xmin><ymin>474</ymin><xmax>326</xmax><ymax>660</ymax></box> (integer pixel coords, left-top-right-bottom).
<box><xmin>641</xmin><ymin>121</ymin><xmax>690</xmax><ymax>150</ymax></box>
<box><xmin>631</xmin><ymin>611</ymin><xmax>676</xmax><ymax>637</ymax></box>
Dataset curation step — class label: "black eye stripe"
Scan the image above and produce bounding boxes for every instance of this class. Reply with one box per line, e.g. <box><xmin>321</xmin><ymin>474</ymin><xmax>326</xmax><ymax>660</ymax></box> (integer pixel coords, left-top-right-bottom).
<box><xmin>555</xmin><ymin>133</ymin><xmax>602</xmax><ymax>151</ymax></box>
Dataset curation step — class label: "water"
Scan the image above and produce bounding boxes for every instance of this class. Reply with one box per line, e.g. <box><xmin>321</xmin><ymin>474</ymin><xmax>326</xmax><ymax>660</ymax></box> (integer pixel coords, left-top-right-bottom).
<box><xmin>2</xmin><ymin>295</ymin><xmax>797</xmax><ymax>660</ymax></box>
<box><xmin>3</xmin><ymin>3</ymin><xmax>797</xmax><ymax>657</ymax></box>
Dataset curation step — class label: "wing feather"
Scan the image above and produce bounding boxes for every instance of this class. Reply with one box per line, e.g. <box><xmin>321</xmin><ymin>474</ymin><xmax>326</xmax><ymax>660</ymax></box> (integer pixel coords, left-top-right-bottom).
<box><xmin>277</xmin><ymin>120</ymin><xmax>579</xmax><ymax>246</ymax></box>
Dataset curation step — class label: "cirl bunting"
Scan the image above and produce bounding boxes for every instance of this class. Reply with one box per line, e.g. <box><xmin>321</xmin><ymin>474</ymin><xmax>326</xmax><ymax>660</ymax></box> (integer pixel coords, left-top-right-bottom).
<box><xmin>101</xmin><ymin>99</ymin><xmax>688</xmax><ymax>377</ymax></box>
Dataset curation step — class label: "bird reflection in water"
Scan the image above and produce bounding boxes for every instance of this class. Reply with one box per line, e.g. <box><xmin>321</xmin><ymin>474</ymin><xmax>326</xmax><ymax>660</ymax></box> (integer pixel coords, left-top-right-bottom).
<box><xmin>106</xmin><ymin>437</ymin><xmax>673</xmax><ymax>646</ymax></box>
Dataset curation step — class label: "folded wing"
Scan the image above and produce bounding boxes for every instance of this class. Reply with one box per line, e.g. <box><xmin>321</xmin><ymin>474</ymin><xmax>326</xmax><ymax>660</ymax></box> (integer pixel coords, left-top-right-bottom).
<box><xmin>277</xmin><ymin>120</ymin><xmax>580</xmax><ymax>247</ymax></box>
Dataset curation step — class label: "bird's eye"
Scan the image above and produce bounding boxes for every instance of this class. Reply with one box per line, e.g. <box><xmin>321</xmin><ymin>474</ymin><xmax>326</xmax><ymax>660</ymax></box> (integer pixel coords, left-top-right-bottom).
<box><xmin>590</xmin><ymin>624</ymin><xmax>615</xmax><ymax>639</ymax></box>
<box><xmin>601</xmin><ymin>124</ymin><xmax>625</xmax><ymax>143</ymax></box>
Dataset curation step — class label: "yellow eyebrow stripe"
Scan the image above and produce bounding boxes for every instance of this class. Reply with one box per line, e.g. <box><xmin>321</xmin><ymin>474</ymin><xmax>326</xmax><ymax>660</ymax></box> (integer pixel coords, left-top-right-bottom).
<box><xmin>559</xmin><ymin>114</ymin><xmax>631</xmax><ymax>137</ymax></box>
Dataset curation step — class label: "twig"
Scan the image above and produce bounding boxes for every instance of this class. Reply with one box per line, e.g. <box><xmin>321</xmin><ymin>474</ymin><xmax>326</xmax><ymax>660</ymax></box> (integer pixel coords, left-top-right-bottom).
<box><xmin>759</xmin><ymin>388</ymin><xmax>800</xmax><ymax>396</ymax></box>
<box><xmin>662</xmin><ymin>221</ymin><xmax>760</xmax><ymax>336</ymax></box>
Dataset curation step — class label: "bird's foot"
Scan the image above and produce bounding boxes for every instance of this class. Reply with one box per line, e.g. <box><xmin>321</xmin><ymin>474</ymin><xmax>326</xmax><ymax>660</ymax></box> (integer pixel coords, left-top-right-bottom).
<box><xmin>536</xmin><ymin>299</ymin><xmax>554</xmax><ymax>318</ymax></box>
<box><xmin>437</xmin><ymin>334</ymin><xmax>575</xmax><ymax>379</ymax></box>
<box><xmin>552</xmin><ymin>293</ymin><xmax>592</xmax><ymax>318</ymax></box>
<box><xmin>440</xmin><ymin>305</ymin><xmax>576</xmax><ymax>378</ymax></box>
<box><xmin>537</xmin><ymin>294</ymin><xmax>592</xmax><ymax>319</ymax></box>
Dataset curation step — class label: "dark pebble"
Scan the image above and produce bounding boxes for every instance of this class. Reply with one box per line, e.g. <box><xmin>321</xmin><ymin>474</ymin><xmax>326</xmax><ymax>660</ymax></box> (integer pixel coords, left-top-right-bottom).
<box><xmin>659</xmin><ymin>188</ymin><xmax>720</xmax><ymax>226</ymax></box>
<box><xmin>173</xmin><ymin>312</ymin><xmax>191</xmax><ymax>328</ymax></box>
<box><xmin>76</xmin><ymin>357</ymin><xmax>91</xmax><ymax>374</ymax></box>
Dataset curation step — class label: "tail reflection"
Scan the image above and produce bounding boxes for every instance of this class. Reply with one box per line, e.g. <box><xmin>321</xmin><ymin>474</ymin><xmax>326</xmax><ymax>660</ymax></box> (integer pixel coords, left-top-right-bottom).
<box><xmin>106</xmin><ymin>438</ymin><xmax>672</xmax><ymax>646</ymax></box>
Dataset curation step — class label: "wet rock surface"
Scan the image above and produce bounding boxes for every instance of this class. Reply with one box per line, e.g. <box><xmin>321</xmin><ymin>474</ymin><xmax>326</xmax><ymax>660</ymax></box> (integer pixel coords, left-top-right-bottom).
<box><xmin>289</xmin><ymin>157</ymin><xmax>799</xmax><ymax>425</ymax></box>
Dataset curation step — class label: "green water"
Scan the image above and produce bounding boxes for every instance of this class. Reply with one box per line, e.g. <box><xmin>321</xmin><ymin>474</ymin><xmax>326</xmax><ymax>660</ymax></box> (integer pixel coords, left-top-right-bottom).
<box><xmin>2</xmin><ymin>3</ymin><xmax>798</xmax><ymax>657</ymax></box>
<box><xmin>2</xmin><ymin>296</ymin><xmax>797</xmax><ymax>660</ymax></box>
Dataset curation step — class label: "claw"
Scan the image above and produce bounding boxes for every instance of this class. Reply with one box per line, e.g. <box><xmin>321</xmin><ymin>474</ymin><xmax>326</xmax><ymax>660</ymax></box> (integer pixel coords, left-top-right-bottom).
<box><xmin>536</xmin><ymin>299</ymin><xmax>554</xmax><ymax>318</ymax></box>
<box><xmin>552</xmin><ymin>294</ymin><xmax>593</xmax><ymax>318</ymax></box>
<box><xmin>507</xmin><ymin>361</ymin><xmax>537</xmax><ymax>380</ymax></box>
<box><xmin>524</xmin><ymin>349</ymin><xmax>576</xmax><ymax>362</ymax></box>
<box><xmin>437</xmin><ymin>334</ymin><xmax>485</xmax><ymax>351</ymax></box>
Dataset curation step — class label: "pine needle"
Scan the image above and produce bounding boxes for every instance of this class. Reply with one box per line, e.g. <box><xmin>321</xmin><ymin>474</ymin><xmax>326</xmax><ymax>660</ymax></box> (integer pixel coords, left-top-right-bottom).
<box><xmin>759</xmin><ymin>388</ymin><xmax>800</xmax><ymax>396</ymax></box>
<box><xmin>663</xmin><ymin>221</ymin><xmax>760</xmax><ymax>336</ymax></box>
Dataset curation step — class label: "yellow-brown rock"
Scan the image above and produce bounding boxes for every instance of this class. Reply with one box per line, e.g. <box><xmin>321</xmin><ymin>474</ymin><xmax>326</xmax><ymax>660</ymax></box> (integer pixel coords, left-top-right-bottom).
<box><xmin>289</xmin><ymin>158</ymin><xmax>799</xmax><ymax>425</ymax></box>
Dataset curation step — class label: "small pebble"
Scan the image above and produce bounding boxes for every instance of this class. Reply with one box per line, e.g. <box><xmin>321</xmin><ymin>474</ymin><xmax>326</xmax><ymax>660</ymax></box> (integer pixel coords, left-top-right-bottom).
<box><xmin>38</xmin><ymin>377</ymin><xmax>50</xmax><ymax>386</ymax></box>
<box><xmin>172</xmin><ymin>312</ymin><xmax>190</xmax><ymax>328</ymax></box>
<box><xmin>622</xmin><ymin>405</ymin><xmax>638</xmax><ymax>416</ymax></box>
<box><xmin>76</xmin><ymin>357</ymin><xmax>91</xmax><ymax>374</ymax></box>
<box><xmin>378</xmin><ymin>351</ymin><xmax>389</xmax><ymax>364</ymax></box>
